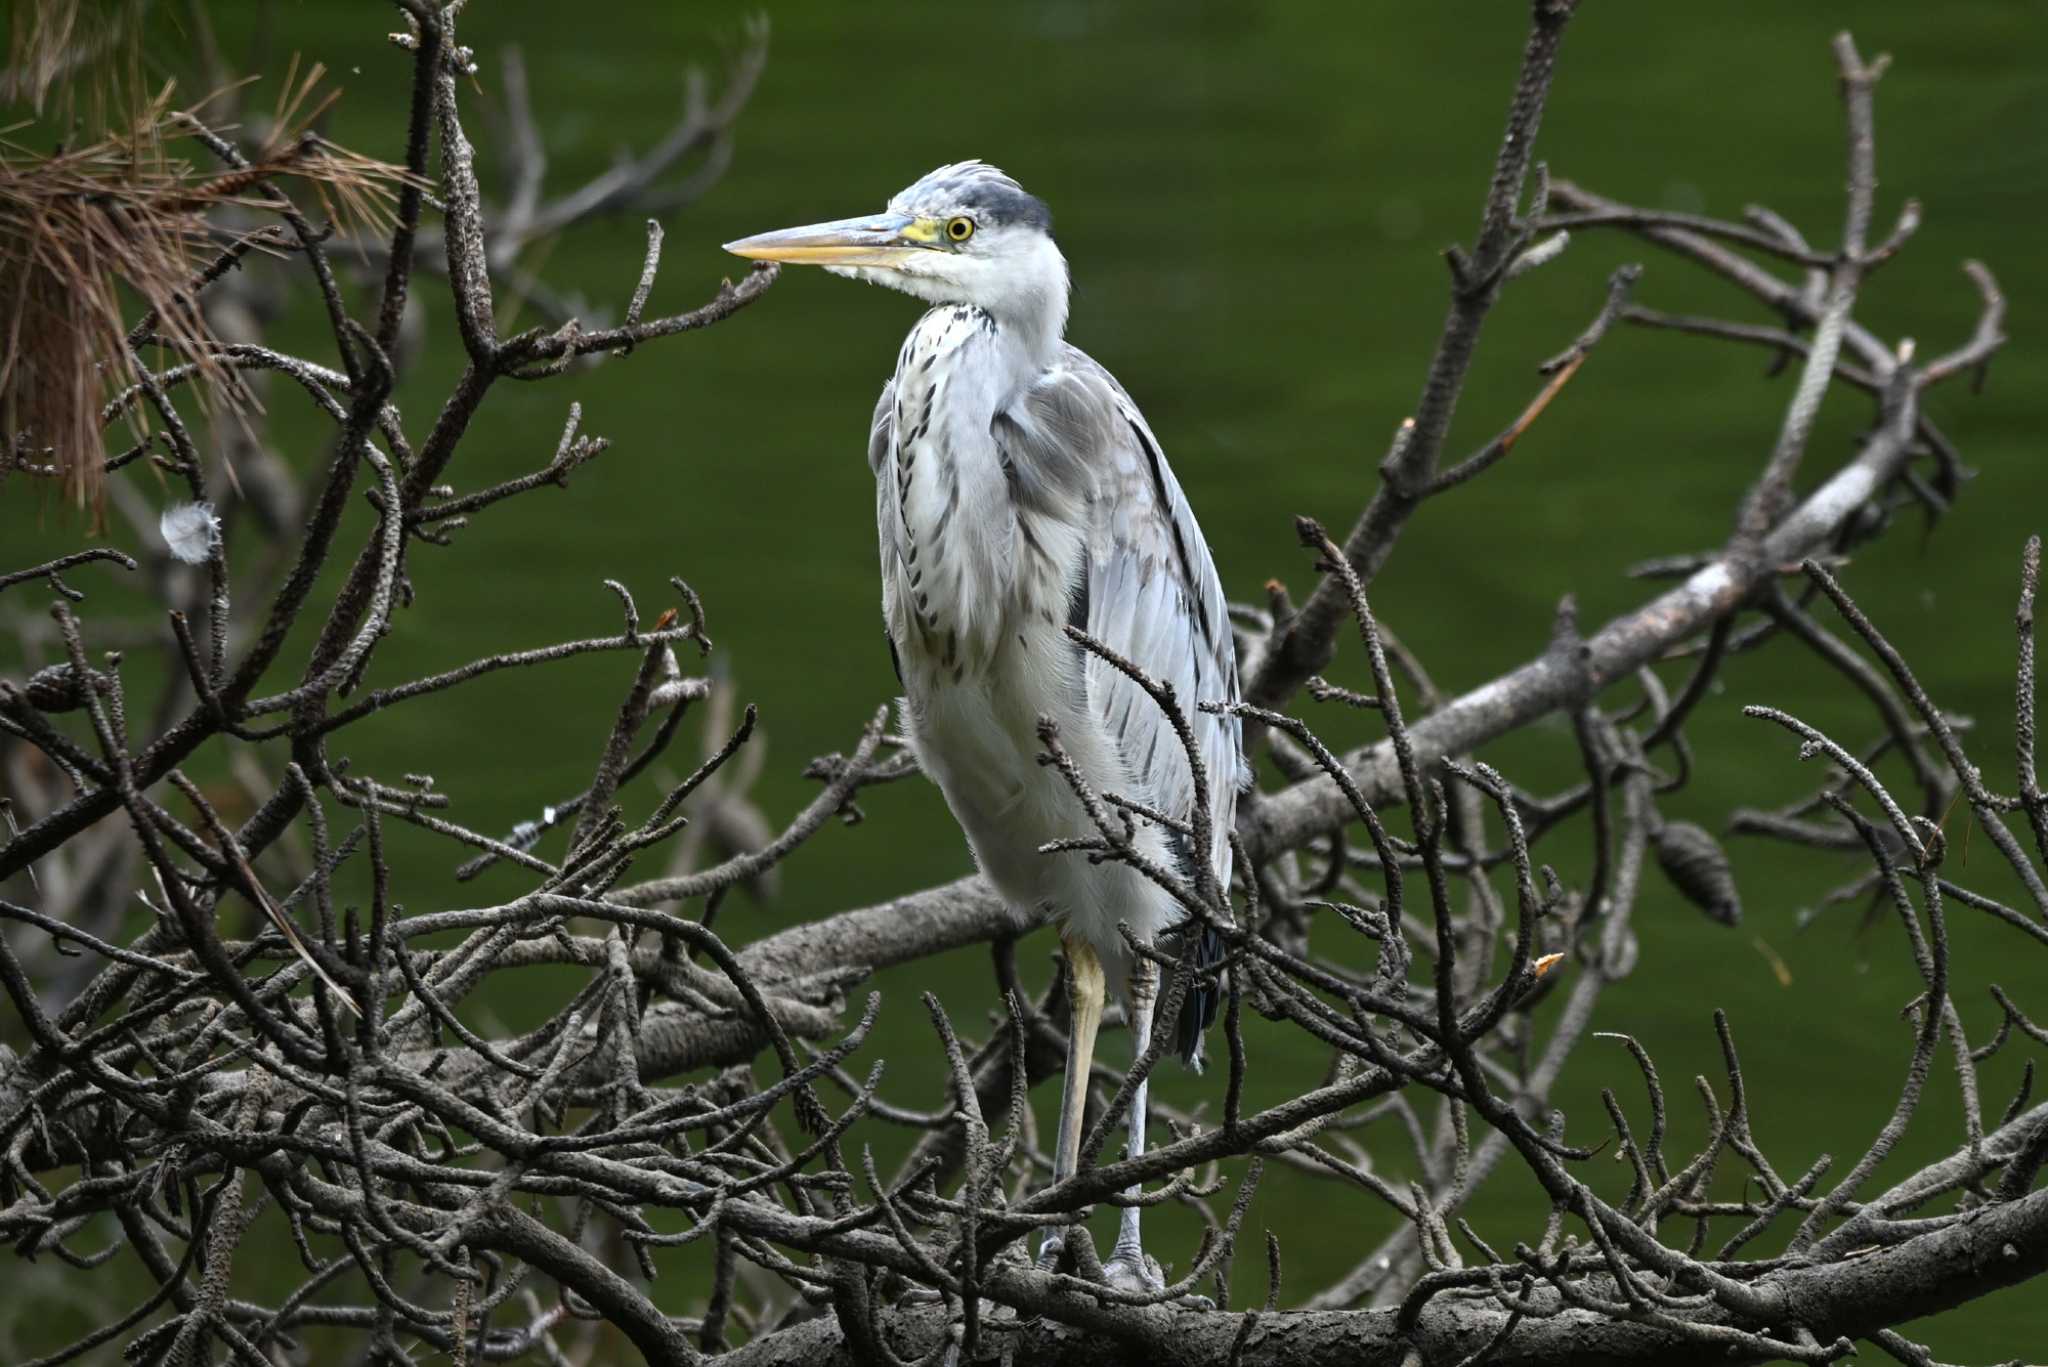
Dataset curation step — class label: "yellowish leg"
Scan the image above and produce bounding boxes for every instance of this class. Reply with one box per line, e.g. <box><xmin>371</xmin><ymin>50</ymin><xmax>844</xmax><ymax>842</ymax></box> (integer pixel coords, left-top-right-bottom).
<box><xmin>1039</xmin><ymin>933</ymin><xmax>1106</xmax><ymax>1268</ymax></box>
<box><xmin>1108</xmin><ymin>959</ymin><xmax>1158</xmax><ymax>1278</ymax></box>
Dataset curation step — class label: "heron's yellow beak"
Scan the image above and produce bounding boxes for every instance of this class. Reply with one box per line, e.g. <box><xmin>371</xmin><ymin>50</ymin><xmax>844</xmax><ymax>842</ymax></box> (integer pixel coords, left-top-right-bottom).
<box><xmin>723</xmin><ymin>211</ymin><xmax>940</xmax><ymax>267</ymax></box>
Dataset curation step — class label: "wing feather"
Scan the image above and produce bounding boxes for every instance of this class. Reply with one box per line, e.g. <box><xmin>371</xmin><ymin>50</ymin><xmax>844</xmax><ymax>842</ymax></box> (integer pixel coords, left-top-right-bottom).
<box><xmin>871</xmin><ymin>377</ymin><xmax>910</xmax><ymax>669</ymax></box>
<box><xmin>996</xmin><ymin>347</ymin><xmax>1246</xmax><ymax>899</ymax></box>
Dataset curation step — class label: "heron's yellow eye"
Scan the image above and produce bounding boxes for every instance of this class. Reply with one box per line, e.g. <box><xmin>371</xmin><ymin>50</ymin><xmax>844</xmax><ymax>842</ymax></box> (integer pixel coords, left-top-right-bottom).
<box><xmin>946</xmin><ymin>216</ymin><xmax>975</xmax><ymax>242</ymax></box>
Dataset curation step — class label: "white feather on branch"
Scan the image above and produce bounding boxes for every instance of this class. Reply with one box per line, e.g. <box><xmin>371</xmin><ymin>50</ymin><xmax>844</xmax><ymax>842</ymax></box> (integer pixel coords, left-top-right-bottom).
<box><xmin>159</xmin><ymin>501</ymin><xmax>219</xmax><ymax>565</ymax></box>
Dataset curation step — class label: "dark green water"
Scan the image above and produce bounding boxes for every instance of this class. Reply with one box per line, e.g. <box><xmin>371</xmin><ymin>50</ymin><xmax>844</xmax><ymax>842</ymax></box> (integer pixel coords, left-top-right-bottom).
<box><xmin>6</xmin><ymin>0</ymin><xmax>2048</xmax><ymax>1357</ymax></box>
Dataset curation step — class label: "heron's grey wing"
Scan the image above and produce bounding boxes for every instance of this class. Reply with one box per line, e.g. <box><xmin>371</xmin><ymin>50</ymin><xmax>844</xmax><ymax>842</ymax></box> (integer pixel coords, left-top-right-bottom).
<box><xmin>868</xmin><ymin>376</ymin><xmax>898</xmax><ymax>480</ymax></box>
<box><xmin>996</xmin><ymin>347</ymin><xmax>1246</xmax><ymax>895</ymax></box>
<box><xmin>870</xmin><ymin>378</ymin><xmax>907</xmax><ymax>682</ymax></box>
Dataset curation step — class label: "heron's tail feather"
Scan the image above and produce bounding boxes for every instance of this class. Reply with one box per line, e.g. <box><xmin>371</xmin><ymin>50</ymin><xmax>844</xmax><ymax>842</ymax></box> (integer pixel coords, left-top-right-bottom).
<box><xmin>1173</xmin><ymin>922</ymin><xmax>1227</xmax><ymax>1071</ymax></box>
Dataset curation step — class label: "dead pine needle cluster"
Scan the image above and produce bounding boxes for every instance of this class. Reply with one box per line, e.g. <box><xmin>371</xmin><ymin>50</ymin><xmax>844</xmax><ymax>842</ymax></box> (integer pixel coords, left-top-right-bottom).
<box><xmin>1</xmin><ymin>56</ymin><xmax>420</xmax><ymax>514</ymax></box>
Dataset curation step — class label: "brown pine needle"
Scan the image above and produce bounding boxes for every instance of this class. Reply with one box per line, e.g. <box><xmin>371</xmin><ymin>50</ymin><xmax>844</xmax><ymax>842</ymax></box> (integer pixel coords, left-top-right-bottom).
<box><xmin>1751</xmin><ymin>936</ymin><xmax>1794</xmax><ymax>989</ymax></box>
<box><xmin>230</xmin><ymin>846</ymin><xmax>362</xmax><ymax>1017</ymax></box>
<box><xmin>1500</xmin><ymin>351</ymin><xmax>1584</xmax><ymax>457</ymax></box>
<box><xmin>1933</xmin><ymin>784</ymin><xmax>1972</xmax><ymax>869</ymax></box>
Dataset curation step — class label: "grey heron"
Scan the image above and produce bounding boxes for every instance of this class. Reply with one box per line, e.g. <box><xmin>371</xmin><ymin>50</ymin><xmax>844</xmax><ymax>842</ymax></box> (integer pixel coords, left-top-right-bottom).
<box><xmin>727</xmin><ymin>161</ymin><xmax>1245</xmax><ymax>1290</ymax></box>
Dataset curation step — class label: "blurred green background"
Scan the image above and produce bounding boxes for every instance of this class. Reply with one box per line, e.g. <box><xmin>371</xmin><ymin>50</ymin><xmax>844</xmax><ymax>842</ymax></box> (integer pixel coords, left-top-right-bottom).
<box><xmin>6</xmin><ymin>0</ymin><xmax>2048</xmax><ymax>1358</ymax></box>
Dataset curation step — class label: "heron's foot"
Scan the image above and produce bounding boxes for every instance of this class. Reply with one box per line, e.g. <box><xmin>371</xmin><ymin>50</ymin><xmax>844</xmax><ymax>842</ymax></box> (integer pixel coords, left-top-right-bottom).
<box><xmin>1035</xmin><ymin>1228</ymin><xmax>1066</xmax><ymax>1274</ymax></box>
<box><xmin>1105</xmin><ymin>1254</ymin><xmax>1155</xmax><ymax>1295</ymax></box>
<box><xmin>1102</xmin><ymin>1247</ymin><xmax>1164</xmax><ymax>1295</ymax></box>
<box><xmin>1103</xmin><ymin>1245</ymin><xmax>1215</xmax><ymax>1309</ymax></box>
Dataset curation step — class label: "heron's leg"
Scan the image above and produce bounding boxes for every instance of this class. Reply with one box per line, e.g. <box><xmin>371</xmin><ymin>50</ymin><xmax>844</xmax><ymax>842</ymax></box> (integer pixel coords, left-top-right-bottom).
<box><xmin>1106</xmin><ymin>957</ymin><xmax>1161</xmax><ymax>1285</ymax></box>
<box><xmin>1038</xmin><ymin>932</ymin><xmax>1105</xmax><ymax>1269</ymax></box>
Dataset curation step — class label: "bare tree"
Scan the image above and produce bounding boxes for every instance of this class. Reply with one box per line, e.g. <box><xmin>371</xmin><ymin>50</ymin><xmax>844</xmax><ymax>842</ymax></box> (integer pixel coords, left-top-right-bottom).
<box><xmin>0</xmin><ymin>3</ymin><xmax>2036</xmax><ymax>1365</ymax></box>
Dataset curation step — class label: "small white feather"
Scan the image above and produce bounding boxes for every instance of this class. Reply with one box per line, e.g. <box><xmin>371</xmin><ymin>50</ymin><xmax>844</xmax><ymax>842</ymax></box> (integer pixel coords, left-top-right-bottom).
<box><xmin>160</xmin><ymin>501</ymin><xmax>219</xmax><ymax>565</ymax></box>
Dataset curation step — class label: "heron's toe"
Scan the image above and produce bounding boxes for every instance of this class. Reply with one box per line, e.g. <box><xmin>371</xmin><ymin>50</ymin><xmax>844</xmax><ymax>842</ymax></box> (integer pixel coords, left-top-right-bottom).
<box><xmin>1103</xmin><ymin>1250</ymin><xmax>1216</xmax><ymax>1309</ymax></box>
<box><xmin>1101</xmin><ymin>1250</ymin><xmax>1165</xmax><ymax>1295</ymax></box>
<box><xmin>1040</xmin><ymin>1218</ymin><xmax>1107</xmax><ymax>1275</ymax></box>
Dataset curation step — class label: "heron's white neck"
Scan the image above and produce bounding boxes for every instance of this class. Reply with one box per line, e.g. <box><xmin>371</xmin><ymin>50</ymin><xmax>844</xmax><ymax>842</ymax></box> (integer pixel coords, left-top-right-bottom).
<box><xmin>849</xmin><ymin>233</ymin><xmax>1070</xmax><ymax>381</ymax></box>
<box><xmin>976</xmin><ymin>233</ymin><xmax>1070</xmax><ymax>372</ymax></box>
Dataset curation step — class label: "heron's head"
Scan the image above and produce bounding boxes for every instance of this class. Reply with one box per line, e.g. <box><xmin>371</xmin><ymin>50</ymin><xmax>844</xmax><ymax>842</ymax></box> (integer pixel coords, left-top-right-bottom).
<box><xmin>724</xmin><ymin>161</ymin><xmax>1068</xmax><ymax>347</ymax></box>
